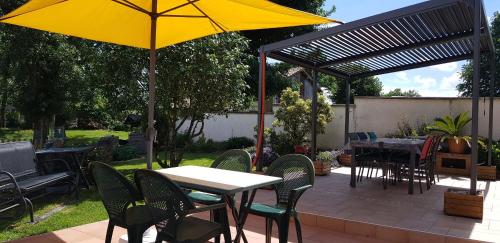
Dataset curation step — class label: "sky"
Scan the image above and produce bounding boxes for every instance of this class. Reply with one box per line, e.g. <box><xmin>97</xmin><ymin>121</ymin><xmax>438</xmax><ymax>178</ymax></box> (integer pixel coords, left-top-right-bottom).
<box><xmin>319</xmin><ymin>0</ymin><xmax>500</xmax><ymax>97</ymax></box>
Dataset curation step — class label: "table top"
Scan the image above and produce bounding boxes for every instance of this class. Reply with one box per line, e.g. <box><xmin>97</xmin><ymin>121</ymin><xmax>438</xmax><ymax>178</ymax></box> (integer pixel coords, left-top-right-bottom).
<box><xmin>157</xmin><ymin>165</ymin><xmax>282</xmax><ymax>194</ymax></box>
<box><xmin>350</xmin><ymin>138</ymin><xmax>425</xmax><ymax>152</ymax></box>
<box><xmin>36</xmin><ymin>146</ymin><xmax>95</xmax><ymax>154</ymax></box>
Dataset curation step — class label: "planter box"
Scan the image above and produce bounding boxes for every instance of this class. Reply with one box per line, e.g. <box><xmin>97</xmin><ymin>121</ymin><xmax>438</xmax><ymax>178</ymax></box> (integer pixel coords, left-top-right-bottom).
<box><xmin>313</xmin><ymin>161</ymin><xmax>331</xmax><ymax>176</ymax></box>
<box><xmin>435</xmin><ymin>152</ymin><xmax>471</xmax><ymax>176</ymax></box>
<box><xmin>338</xmin><ymin>154</ymin><xmax>352</xmax><ymax>166</ymax></box>
<box><xmin>444</xmin><ymin>188</ymin><xmax>483</xmax><ymax>219</ymax></box>
<box><xmin>478</xmin><ymin>165</ymin><xmax>496</xmax><ymax>180</ymax></box>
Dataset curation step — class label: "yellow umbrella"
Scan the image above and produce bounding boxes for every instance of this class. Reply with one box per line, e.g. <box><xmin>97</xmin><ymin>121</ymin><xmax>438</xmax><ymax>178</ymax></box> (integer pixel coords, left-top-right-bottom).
<box><xmin>0</xmin><ymin>0</ymin><xmax>339</xmax><ymax>169</ymax></box>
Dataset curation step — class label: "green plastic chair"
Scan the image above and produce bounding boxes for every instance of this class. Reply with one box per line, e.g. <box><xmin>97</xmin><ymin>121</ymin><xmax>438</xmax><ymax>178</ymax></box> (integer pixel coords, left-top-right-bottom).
<box><xmin>134</xmin><ymin>169</ymin><xmax>229</xmax><ymax>243</ymax></box>
<box><xmin>248</xmin><ymin>154</ymin><xmax>314</xmax><ymax>243</ymax></box>
<box><xmin>188</xmin><ymin>149</ymin><xmax>252</xmax><ymax>204</ymax></box>
<box><xmin>90</xmin><ymin>162</ymin><xmax>153</xmax><ymax>243</ymax></box>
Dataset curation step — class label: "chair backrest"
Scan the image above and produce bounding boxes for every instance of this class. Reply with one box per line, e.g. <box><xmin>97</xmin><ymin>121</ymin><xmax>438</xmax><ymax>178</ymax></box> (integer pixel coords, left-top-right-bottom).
<box><xmin>266</xmin><ymin>154</ymin><xmax>314</xmax><ymax>204</ymax></box>
<box><xmin>348</xmin><ymin>133</ymin><xmax>359</xmax><ymax>141</ymax></box>
<box><xmin>91</xmin><ymin>162</ymin><xmax>140</xmax><ymax>223</ymax></box>
<box><xmin>211</xmin><ymin>149</ymin><xmax>251</xmax><ymax>173</ymax></box>
<box><xmin>356</xmin><ymin>132</ymin><xmax>368</xmax><ymax>140</ymax></box>
<box><xmin>134</xmin><ymin>169</ymin><xmax>195</xmax><ymax>236</ymax></box>
<box><xmin>0</xmin><ymin>142</ymin><xmax>38</xmax><ymax>183</ymax></box>
<box><xmin>419</xmin><ymin>136</ymin><xmax>435</xmax><ymax>161</ymax></box>
<box><xmin>367</xmin><ymin>132</ymin><xmax>377</xmax><ymax>140</ymax></box>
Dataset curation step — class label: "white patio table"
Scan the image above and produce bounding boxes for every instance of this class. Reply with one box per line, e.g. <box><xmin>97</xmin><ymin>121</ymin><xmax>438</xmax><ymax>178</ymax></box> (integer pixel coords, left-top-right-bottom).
<box><xmin>157</xmin><ymin>165</ymin><xmax>282</xmax><ymax>243</ymax></box>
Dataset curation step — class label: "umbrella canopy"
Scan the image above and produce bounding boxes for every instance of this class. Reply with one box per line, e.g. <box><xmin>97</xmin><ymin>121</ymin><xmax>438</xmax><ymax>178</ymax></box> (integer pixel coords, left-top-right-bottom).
<box><xmin>0</xmin><ymin>0</ymin><xmax>337</xmax><ymax>48</ymax></box>
<box><xmin>0</xmin><ymin>0</ymin><xmax>339</xmax><ymax>169</ymax></box>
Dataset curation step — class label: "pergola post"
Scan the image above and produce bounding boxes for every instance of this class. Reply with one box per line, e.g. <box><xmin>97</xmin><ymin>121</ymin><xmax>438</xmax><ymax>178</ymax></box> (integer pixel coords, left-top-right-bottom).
<box><xmin>311</xmin><ymin>68</ymin><xmax>318</xmax><ymax>161</ymax></box>
<box><xmin>488</xmin><ymin>53</ymin><xmax>496</xmax><ymax>166</ymax></box>
<box><xmin>256</xmin><ymin>49</ymin><xmax>267</xmax><ymax>172</ymax></box>
<box><xmin>470</xmin><ymin>0</ymin><xmax>481</xmax><ymax>195</ymax></box>
<box><xmin>344</xmin><ymin>79</ymin><xmax>351</xmax><ymax>145</ymax></box>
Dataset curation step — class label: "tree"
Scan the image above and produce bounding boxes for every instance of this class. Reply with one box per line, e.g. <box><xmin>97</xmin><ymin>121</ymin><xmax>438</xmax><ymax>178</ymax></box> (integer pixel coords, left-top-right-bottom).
<box><xmin>319</xmin><ymin>74</ymin><xmax>383</xmax><ymax>104</ymax></box>
<box><xmin>153</xmin><ymin>33</ymin><xmax>251</xmax><ymax>167</ymax></box>
<box><xmin>458</xmin><ymin>12</ymin><xmax>500</xmax><ymax>97</ymax></box>
<box><xmin>272</xmin><ymin>87</ymin><xmax>333</xmax><ymax>153</ymax></box>
<box><xmin>384</xmin><ymin>88</ymin><xmax>421</xmax><ymax>97</ymax></box>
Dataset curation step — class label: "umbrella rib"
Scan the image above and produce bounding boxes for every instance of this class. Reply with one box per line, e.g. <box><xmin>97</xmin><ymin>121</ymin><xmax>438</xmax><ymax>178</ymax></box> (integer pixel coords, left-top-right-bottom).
<box><xmin>157</xmin><ymin>0</ymin><xmax>201</xmax><ymax>16</ymax></box>
<box><xmin>0</xmin><ymin>0</ymin><xmax>68</xmax><ymax>21</ymax></box>
<box><xmin>159</xmin><ymin>14</ymin><xmax>206</xmax><ymax>18</ymax></box>
<box><xmin>188</xmin><ymin>1</ymin><xmax>227</xmax><ymax>32</ymax></box>
<box><xmin>111</xmin><ymin>0</ymin><xmax>150</xmax><ymax>15</ymax></box>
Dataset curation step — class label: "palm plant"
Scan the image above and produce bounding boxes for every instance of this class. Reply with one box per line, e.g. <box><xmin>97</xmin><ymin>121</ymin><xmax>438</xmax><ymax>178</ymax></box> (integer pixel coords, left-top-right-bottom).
<box><xmin>427</xmin><ymin>111</ymin><xmax>483</xmax><ymax>153</ymax></box>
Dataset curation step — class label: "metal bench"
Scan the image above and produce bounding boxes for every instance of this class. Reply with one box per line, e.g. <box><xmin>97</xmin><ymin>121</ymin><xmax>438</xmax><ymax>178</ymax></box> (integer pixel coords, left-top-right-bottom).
<box><xmin>0</xmin><ymin>142</ymin><xmax>79</xmax><ymax>222</ymax></box>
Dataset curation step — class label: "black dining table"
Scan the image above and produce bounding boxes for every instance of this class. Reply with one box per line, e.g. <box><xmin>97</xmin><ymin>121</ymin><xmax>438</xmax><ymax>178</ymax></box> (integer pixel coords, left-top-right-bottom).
<box><xmin>349</xmin><ymin>138</ymin><xmax>425</xmax><ymax>194</ymax></box>
<box><xmin>36</xmin><ymin>146</ymin><xmax>95</xmax><ymax>189</ymax></box>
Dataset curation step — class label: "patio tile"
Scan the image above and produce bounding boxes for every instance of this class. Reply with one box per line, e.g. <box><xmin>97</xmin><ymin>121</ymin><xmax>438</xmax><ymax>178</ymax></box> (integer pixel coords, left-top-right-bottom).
<box><xmin>408</xmin><ymin>231</ymin><xmax>446</xmax><ymax>243</ymax></box>
<box><xmin>345</xmin><ymin>220</ymin><xmax>376</xmax><ymax>238</ymax></box>
<box><xmin>375</xmin><ymin>225</ymin><xmax>409</xmax><ymax>243</ymax></box>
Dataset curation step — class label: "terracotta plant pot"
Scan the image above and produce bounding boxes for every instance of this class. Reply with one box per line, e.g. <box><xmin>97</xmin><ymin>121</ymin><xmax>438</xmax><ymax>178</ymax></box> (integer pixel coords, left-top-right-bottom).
<box><xmin>448</xmin><ymin>138</ymin><xmax>467</xmax><ymax>154</ymax></box>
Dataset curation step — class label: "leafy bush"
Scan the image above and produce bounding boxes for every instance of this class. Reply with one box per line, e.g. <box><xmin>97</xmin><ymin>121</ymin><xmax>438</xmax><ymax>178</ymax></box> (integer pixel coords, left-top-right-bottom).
<box><xmin>272</xmin><ymin>88</ymin><xmax>334</xmax><ymax>147</ymax></box>
<box><xmin>386</xmin><ymin>117</ymin><xmax>428</xmax><ymax>138</ymax></box>
<box><xmin>317</xmin><ymin>151</ymin><xmax>334</xmax><ymax>162</ymax></box>
<box><xmin>113</xmin><ymin>145</ymin><xmax>140</xmax><ymax>161</ymax></box>
<box><xmin>190</xmin><ymin>135</ymin><xmax>224</xmax><ymax>153</ymax></box>
<box><xmin>225</xmin><ymin>136</ymin><xmax>254</xmax><ymax>149</ymax></box>
<box><xmin>269</xmin><ymin>130</ymin><xmax>294</xmax><ymax>155</ymax></box>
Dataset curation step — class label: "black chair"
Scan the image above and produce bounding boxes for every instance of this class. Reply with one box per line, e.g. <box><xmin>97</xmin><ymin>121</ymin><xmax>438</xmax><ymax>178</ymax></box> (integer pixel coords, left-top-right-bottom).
<box><xmin>367</xmin><ymin>132</ymin><xmax>377</xmax><ymax>140</ymax></box>
<box><xmin>187</xmin><ymin>149</ymin><xmax>251</xmax><ymax>242</ymax></box>
<box><xmin>356</xmin><ymin>132</ymin><xmax>368</xmax><ymax>140</ymax></box>
<box><xmin>135</xmin><ymin>169</ymin><xmax>229</xmax><ymax>243</ymax></box>
<box><xmin>348</xmin><ymin>133</ymin><xmax>359</xmax><ymax>141</ymax></box>
<box><xmin>90</xmin><ymin>162</ymin><xmax>152</xmax><ymax>243</ymax></box>
<box><xmin>248</xmin><ymin>154</ymin><xmax>314</xmax><ymax>243</ymax></box>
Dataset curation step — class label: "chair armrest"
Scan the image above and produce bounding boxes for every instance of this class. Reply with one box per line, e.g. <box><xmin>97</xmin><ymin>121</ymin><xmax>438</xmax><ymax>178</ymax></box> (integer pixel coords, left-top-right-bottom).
<box><xmin>0</xmin><ymin>170</ymin><xmax>24</xmax><ymax>197</ymax></box>
<box><xmin>185</xmin><ymin>203</ymin><xmax>226</xmax><ymax>215</ymax></box>
<box><xmin>37</xmin><ymin>159</ymin><xmax>72</xmax><ymax>174</ymax></box>
<box><xmin>286</xmin><ymin>184</ymin><xmax>312</xmax><ymax>213</ymax></box>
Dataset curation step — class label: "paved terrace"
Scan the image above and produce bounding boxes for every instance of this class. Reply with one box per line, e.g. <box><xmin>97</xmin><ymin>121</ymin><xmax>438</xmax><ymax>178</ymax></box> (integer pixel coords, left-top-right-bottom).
<box><xmin>254</xmin><ymin>167</ymin><xmax>500</xmax><ymax>243</ymax></box>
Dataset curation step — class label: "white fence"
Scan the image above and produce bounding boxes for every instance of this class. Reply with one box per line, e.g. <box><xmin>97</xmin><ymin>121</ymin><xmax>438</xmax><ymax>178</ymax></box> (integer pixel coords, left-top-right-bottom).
<box><xmin>179</xmin><ymin>97</ymin><xmax>500</xmax><ymax>149</ymax></box>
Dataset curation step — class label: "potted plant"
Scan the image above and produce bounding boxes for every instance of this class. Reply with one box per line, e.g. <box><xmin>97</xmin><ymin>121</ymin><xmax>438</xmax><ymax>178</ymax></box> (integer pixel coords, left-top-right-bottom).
<box><xmin>427</xmin><ymin>112</ymin><xmax>474</xmax><ymax>154</ymax></box>
<box><xmin>314</xmin><ymin>151</ymin><xmax>333</xmax><ymax>176</ymax></box>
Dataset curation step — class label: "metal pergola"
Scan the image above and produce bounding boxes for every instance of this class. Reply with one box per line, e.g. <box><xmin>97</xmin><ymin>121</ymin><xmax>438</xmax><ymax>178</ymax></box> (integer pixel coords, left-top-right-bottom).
<box><xmin>255</xmin><ymin>0</ymin><xmax>495</xmax><ymax>195</ymax></box>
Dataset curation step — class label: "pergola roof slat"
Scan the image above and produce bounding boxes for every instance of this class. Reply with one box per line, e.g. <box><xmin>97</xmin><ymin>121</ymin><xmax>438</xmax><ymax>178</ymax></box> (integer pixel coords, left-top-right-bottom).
<box><xmin>264</xmin><ymin>0</ymin><xmax>493</xmax><ymax>79</ymax></box>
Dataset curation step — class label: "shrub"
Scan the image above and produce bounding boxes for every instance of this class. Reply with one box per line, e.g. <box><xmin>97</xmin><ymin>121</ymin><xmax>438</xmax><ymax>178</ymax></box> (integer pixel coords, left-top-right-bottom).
<box><xmin>317</xmin><ymin>151</ymin><xmax>334</xmax><ymax>162</ymax></box>
<box><xmin>190</xmin><ymin>135</ymin><xmax>224</xmax><ymax>153</ymax></box>
<box><xmin>269</xmin><ymin>130</ymin><xmax>294</xmax><ymax>155</ymax></box>
<box><xmin>113</xmin><ymin>145</ymin><xmax>140</xmax><ymax>161</ymax></box>
<box><xmin>225</xmin><ymin>136</ymin><xmax>254</xmax><ymax>149</ymax></box>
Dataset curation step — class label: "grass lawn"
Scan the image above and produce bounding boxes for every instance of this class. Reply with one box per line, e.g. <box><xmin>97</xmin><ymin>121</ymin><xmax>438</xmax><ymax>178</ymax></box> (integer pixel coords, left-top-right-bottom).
<box><xmin>0</xmin><ymin>129</ymin><xmax>218</xmax><ymax>241</ymax></box>
<box><xmin>0</xmin><ymin>128</ymin><xmax>129</xmax><ymax>146</ymax></box>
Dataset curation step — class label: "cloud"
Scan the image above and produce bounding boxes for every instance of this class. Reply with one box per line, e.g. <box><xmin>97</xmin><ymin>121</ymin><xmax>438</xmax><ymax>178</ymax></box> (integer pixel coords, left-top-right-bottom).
<box><xmin>440</xmin><ymin>72</ymin><xmax>461</xmax><ymax>90</ymax></box>
<box><xmin>414</xmin><ymin>75</ymin><xmax>437</xmax><ymax>89</ymax></box>
<box><xmin>430</xmin><ymin>62</ymin><xmax>458</xmax><ymax>72</ymax></box>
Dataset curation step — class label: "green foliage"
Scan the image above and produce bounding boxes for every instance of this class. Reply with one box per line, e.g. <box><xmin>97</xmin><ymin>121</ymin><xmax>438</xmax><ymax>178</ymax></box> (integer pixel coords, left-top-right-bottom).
<box><xmin>385</xmin><ymin>118</ymin><xmax>429</xmax><ymax>138</ymax></box>
<box><xmin>225</xmin><ymin>137</ymin><xmax>255</xmax><ymax>149</ymax></box>
<box><xmin>427</xmin><ymin>112</ymin><xmax>471</xmax><ymax>137</ymax></box>
<box><xmin>112</xmin><ymin>145</ymin><xmax>140</xmax><ymax>161</ymax></box>
<box><xmin>153</xmin><ymin>33</ymin><xmax>251</xmax><ymax>167</ymax></box>
<box><xmin>384</xmin><ymin>88</ymin><xmax>421</xmax><ymax>97</ymax></box>
<box><xmin>317</xmin><ymin>151</ymin><xmax>334</xmax><ymax>162</ymax></box>
<box><xmin>269</xmin><ymin>130</ymin><xmax>295</xmax><ymax>155</ymax></box>
<box><xmin>458</xmin><ymin>12</ymin><xmax>500</xmax><ymax>97</ymax></box>
<box><xmin>272</xmin><ymin>88</ymin><xmax>334</xmax><ymax>150</ymax></box>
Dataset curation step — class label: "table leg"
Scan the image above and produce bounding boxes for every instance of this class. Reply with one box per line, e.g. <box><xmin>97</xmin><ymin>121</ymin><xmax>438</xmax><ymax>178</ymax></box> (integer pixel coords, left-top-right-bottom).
<box><xmin>350</xmin><ymin>147</ymin><xmax>357</xmax><ymax>187</ymax></box>
<box><xmin>225</xmin><ymin>195</ymin><xmax>248</xmax><ymax>243</ymax></box>
<box><xmin>72</xmin><ymin>153</ymin><xmax>90</xmax><ymax>189</ymax></box>
<box><xmin>234</xmin><ymin>189</ymin><xmax>257</xmax><ymax>243</ymax></box>
<box><xmin>408</xmin><ymin>148</ymin><xmax>415</xmax><ymax>194</ymax></box>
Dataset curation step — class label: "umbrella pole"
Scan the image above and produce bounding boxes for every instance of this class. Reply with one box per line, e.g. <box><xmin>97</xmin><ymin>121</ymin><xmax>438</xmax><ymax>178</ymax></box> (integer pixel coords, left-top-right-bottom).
<box><xmin>146</xmin><ymin>1</ymin><xmax>158</xmax><ymax>170</ymax></box>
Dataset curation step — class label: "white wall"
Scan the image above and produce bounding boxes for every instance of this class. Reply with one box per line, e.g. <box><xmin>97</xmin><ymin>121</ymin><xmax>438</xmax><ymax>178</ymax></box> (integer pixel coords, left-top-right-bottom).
<box><xmin>354</xmin><ymin>97</ymin><xmax>500</xmax><ymax>140</ymax></box>
<box><xmin>179</xmin><ymin>97</ymin><xmax>500</xmax><ymax>150</ymax></box>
